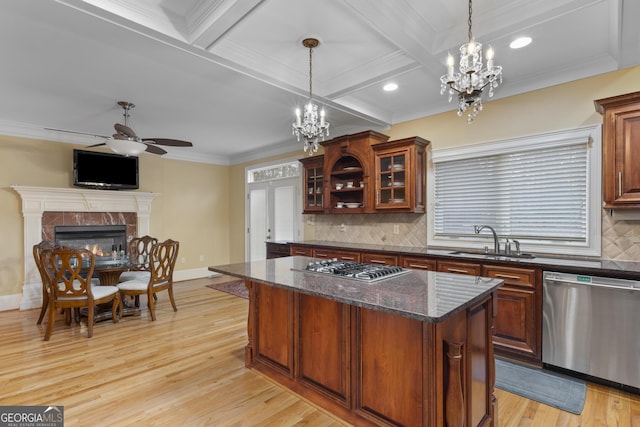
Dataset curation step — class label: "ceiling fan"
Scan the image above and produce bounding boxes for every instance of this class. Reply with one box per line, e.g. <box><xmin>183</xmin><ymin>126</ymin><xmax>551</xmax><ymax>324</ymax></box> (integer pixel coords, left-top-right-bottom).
<box><xmin>46</xmin><ymin>101</ymin><xmax>193</xmax><ymax>156</ymax></box>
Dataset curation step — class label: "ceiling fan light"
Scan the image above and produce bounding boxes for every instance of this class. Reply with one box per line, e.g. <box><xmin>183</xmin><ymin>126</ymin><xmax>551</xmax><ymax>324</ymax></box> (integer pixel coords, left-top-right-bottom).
<box><xmin>105</xmin><ymin>138</ymin><xmax>146</xmax><ymax>156</ymax></box>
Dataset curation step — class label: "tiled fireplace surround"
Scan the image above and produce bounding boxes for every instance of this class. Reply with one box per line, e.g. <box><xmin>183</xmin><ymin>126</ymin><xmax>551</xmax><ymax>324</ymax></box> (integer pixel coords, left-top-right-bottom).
<box><xmin>12</xmin><ymin>186</ymin><xmax>156</xmax><ymax>310</ymax></box>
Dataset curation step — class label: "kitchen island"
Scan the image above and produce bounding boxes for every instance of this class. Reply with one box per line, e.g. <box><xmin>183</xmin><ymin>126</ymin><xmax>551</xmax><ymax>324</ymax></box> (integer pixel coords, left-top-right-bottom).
<box><xmin>209</xmin><ymin>256</ymin><xmax>503</xmax><ymax>427</ymax></box>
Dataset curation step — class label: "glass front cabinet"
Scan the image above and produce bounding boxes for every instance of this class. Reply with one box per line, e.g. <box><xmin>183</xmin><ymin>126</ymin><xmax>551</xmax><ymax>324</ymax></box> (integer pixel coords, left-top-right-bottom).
<box><xmin>372</xmin><ymin>137</ymin><xmax>429</xmax><ymax>213</ymax></box>
<box><xmin>300</xmin><ymin>155</ymin><xmax>325</xmax><ymax>213</ymax></box>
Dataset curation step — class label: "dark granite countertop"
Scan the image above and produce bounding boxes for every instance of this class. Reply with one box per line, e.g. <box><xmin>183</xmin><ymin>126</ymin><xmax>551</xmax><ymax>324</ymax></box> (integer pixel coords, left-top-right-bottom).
<box><xmin>209</xmin><ymin>256</ymin><xmax>503</xmax><ymax>323</ymax></box>
<box><xmin>282</xmin><ymin>240</ymin><xmax>640</xmax><ymax>279</ymax></box>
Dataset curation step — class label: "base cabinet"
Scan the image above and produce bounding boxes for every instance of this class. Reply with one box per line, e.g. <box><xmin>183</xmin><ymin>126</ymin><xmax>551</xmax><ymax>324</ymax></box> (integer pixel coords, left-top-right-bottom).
<box><xmin>482</xmin><ymin>265</ymin><xmax>541</xmax><ymax>362</ymax></box>
<box><xmin>245</xmin><ymin>279</ymin><xmax>497</xmax><ymax>427</ymax></box>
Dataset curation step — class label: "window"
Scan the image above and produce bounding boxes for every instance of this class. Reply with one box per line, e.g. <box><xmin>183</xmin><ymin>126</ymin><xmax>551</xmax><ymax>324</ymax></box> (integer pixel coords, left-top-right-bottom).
<box><xmin>428</xmin><ymin>125</ymin><xmax>601</xmax><ymax>256</ymax></box>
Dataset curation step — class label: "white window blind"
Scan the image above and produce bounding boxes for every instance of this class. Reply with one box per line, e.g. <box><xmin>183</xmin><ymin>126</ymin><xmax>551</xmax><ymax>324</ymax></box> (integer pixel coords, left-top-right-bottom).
<box><xmin>432</xmin><ymin>128</ymin><xmax>600</xmax><ymax>251</ymax></box>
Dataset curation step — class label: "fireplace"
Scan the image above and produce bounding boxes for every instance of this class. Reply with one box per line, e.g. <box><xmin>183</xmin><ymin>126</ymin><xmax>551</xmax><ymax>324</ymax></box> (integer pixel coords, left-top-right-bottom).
<box><xmin>11</xmin><ymin>185</ymin><xmax>156</xmax><ymax>311</ymax></box>
<box><xmin>55</xmin><ymin>225</ymin><xmax>127</xmax><ymax>261</ymax></box>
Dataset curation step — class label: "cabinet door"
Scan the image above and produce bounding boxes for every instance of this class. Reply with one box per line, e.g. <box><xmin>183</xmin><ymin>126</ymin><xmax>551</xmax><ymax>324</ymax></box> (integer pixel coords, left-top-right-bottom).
<box><xmin>401</xmin><ymin>256</ymin><xmax>437</xmax><ymax>271</ymax></box>
<box><xmin>482</xmin><ymin>265</ymin><xmax>540</xmax><ymax>361</ymax></box>
<box><xmin>361</xmin><ymin>252</ymin><xmax>398</xmax><ymax>266</ymax></box>
<box><xmin>596</xmin><ymin>92</ymin><xmax>640</xmax><ymax>207</ymax></box>
<box><xmin>610</xmin><ymin>109</ymin><xmax>640</xmax><ymax>205</ymax></box>
<box><xmin>437</xmin><ymin>260</ymin><xmax>481</xmax><ymax>276</ymax></box>
<box><xmin>375</xmin><ymin>149</ymin><xmax>410</xmax><ymax>210</ymax></box>
<box><xmin>300</xmin><ymin>156</ymin><xmax>325</xmax><ymax>212</ymax></box>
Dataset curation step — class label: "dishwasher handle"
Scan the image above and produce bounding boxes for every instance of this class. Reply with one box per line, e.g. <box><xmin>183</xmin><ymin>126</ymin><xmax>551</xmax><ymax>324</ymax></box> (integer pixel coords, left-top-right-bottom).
<box><xmin>545</xmin><ymin>275</ymin><xmax>640</xmax><ymax>291</ymax></box>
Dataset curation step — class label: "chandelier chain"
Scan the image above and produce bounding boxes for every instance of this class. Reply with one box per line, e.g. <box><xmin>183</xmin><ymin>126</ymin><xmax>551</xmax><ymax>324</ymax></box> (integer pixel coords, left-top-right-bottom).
<box><xmin>308</xmin><ymin>46</ymin><xmax>313</xmax><ymax>101</ymax></box>
<box><xmin>468</xmin><ymin>0</ymin><xmax>473</xmax><ymax>42</ymax></box>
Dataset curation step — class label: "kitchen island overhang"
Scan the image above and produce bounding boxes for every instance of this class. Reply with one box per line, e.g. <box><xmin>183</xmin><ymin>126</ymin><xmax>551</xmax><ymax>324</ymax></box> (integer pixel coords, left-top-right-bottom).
<box><xmin>209</xmin><ymin>256</ymin><xmax>503</xmax><ymax>427</ymax></box>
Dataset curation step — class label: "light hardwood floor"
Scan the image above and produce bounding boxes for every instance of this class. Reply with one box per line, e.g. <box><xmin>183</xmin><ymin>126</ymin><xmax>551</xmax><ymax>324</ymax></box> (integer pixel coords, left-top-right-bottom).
<box><xmin>1</xmin><ymin>276</ymin><xmax>639</xmax><ymax>426</ymax></box>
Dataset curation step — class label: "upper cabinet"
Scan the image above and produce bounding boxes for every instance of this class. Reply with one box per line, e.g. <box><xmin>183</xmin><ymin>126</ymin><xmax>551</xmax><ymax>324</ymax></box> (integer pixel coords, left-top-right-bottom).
<box><xmin>595</xmin><ymin>91</ymin><xmax>640</xmax><ymax>208</ymax></box>
<box><xmin>322</xmin><ymin>130</ymin><xmax>389</xmax><ymax>214</ymax></box>
<box><xmin>299</xmin><ymin>130</ymin><xmax>430</xmax><ymax>214</ymax></box>
<box><xmin>372</xmin><ymin>137</ymin><xmax>428</xmax><ymax>213</ymax></box>
<box><xmin>300</xmin><ymin>155</ymin><xmax>325</xmax><ymax>213</ymax></box>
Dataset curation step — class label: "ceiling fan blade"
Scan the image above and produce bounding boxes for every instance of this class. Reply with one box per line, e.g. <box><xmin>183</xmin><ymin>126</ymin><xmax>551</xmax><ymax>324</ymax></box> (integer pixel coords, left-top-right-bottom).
<box><xmin>86</xmin><ymin>143</ymin><xmax>107</xmax><ymax>148</ymax></box>
<box><xmin>144</xmin><ymin>143</ymin><xmax>167</xmax><ymax>155</ymax></box>
<box><xmin>142</xmin><ymin>138</ymin><xmax>193</xmax><ymax>147</ymax></box>
<box><xmin>114</xmin><ymin>123</ymin><xmax>137</xmax><ymax>138</ymax></box>
<box><xmin>44</xmin><ymin>127</ymin><xmax>109</xmax><ymax>139</ymax></box>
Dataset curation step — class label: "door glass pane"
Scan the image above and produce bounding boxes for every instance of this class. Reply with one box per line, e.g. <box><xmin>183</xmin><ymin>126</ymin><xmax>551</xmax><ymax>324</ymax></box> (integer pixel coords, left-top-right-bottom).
<box><xmin>274</xmin><ymin>185</ymin><xmax>294</xmax><ymax>241</ymax></box>
<box><xmin>249</xmin><ymin>188</ymin><xmax>267</xmax><ymax>261</ymax></box>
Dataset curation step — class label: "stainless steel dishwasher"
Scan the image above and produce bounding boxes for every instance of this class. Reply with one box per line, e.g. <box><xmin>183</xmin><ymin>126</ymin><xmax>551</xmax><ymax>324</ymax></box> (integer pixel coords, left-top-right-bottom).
<box><xmin>542</xmin><ymin>271</ymin><xmax>640</xmax><ymax>390</ymax></box>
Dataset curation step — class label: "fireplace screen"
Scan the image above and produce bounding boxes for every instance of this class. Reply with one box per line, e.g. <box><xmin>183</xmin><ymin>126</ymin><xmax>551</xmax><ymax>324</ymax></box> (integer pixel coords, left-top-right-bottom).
<box><xmin>54</xmin><ymin>225</ymin><xmax>127</xmax><ymax>261</ymax></box>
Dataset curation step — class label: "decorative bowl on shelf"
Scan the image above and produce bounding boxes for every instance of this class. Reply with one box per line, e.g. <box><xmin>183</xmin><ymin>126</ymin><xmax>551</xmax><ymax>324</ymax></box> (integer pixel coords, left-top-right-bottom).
<box><xmin>345</xmin><ymin>202</ymin><xmax>360</xmax><ymax>208</ymax></box>
<box><xmin>335</xmin><ymin>183</ymin><xmax>344</xmax><ymax>190</ymax></box>
<box><xmin>336</xmin><ymin>201</ymin><xmax>345</xmax><ymax>208</ymax></box>
<box><xmin>389</xmin><ymin>164</ymin><xmax>404</xmax><ymax>170</ymax></box>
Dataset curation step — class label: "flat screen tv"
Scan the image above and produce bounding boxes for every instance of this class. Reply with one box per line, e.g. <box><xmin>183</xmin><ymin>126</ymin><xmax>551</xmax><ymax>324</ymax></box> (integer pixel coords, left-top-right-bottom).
<box><xmin>73</xmin><ymin>149</ymin><xmax>139</xmax><ymax>190</ymax></box>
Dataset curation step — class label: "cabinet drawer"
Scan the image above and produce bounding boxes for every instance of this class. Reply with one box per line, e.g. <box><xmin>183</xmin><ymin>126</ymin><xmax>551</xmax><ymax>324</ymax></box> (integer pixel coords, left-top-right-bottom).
<box><xmin>400</xmin><ymin>256</ymin><xmax>437</xmax><ymax>271</ymax></box>
<box><xmin>290</xmin><ymin>245</ymin><xmax>313</xmax><ymax>257</ymax></box>
<box><xmin>482</xmin><ymin>265</ymin><xmax>536</xmax><ymax>289</ymax></box>
<box><xmin>312</xmin><ymin>249</ymin><xmax>361</xmax><ymax>262</ymax></box>
<box><xmin>437</xmin><ymin>260</ymin><xmax>481</xmax><ymax>276</ymax></box>
<box><xmin>361</xmin><ymin>253</ymin><xmax>398</xmax><ymax>266</ymax></box>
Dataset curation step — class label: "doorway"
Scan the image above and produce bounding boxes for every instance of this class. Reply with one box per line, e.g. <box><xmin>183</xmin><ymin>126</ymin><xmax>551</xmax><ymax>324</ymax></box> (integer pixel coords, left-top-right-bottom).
<box><xmin>246</xmin><ymin>161</ymin><xmax>301</xmax><ymax>261</ymax></box>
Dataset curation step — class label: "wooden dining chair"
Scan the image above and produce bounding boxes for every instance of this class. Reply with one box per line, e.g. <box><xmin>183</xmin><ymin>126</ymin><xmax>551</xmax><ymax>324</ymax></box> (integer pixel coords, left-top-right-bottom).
<box><xmin>43</xmin><ymin>247</ymin><xmax>122</xmax><ymax>341</ymax></box>
<box><xmin>119</xmin><ymin>235</ymin><xmax>158</xmax><ymax>283</ymax></box>
<box><xmin>117</xmin><ymin>239</ymin><xmax>179</xmax><ymax>321</ymax></box>
<box><xmin>33</xmin><ymin>240</ymin><xmax>55</xmax><ymax>325</ymax></box>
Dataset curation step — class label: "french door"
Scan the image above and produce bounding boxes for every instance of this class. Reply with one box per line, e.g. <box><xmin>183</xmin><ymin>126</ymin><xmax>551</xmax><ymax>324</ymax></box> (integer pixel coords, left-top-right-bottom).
<box><xmin>246</xmin><ymin>177</ymin><xmax>300</xmax><ymax>261</ymax></box>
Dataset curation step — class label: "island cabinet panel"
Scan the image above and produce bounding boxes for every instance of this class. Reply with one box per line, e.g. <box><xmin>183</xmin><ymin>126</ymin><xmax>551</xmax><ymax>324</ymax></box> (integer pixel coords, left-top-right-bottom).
<box><xmin>296</xmin><ymin>294</ymin><xmax>351</xmax><ymax>405</ymax></box>
<box><xmin>482</xmin><ymin>265</ymin><xmax>540</xmax><ymax>361</ymax></box>
<box><xmin>355</xmin><ymin>308</ymin><xmax>423</xmax><ymax>427</ymax></box>
<box><xmin>254</xmin><ymin>283</ymin><xmax>293</xmax><ymax>375</ymax></box>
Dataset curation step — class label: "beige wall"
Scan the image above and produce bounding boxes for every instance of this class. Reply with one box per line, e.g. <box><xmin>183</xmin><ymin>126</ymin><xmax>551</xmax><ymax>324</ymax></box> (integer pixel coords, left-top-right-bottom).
<box><xmin>0</xmin><ymin>135</ymin><xmax>230</xmax><ymax>298</ymax></box>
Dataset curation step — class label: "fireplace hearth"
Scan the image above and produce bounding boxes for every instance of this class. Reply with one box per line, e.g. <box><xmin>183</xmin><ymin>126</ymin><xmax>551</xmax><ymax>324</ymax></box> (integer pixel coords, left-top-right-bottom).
<box><xmin>55</xmin><ymin>225</ymin><xmax>128</xmax><ymax>261</ymax></box>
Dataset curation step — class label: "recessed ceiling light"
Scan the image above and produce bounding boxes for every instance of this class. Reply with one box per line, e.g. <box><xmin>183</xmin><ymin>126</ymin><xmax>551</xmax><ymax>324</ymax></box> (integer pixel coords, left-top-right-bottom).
<box><xmin>383</xmin><ymin>83</ymin><xmax>398</xmax><ymax>92</ymax></box>
<box><xmin>510</xmin><ymin>37</ymin><xmax>532</xmax><ymax>49</ymax></box>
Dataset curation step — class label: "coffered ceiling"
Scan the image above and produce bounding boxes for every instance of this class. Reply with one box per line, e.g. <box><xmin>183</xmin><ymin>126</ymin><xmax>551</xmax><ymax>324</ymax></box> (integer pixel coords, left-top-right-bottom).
<box><xmin>0</xmin><ymin>0</ymin><xmax>637</xmax><ymax>164</ymax></box>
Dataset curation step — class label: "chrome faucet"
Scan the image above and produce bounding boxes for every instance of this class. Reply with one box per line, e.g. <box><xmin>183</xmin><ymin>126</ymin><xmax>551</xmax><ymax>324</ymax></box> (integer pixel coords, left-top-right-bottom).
<box><xmin>474</xmin><ymin>225</ymin><xmax>500</xmax><ymax>254</ymax></box>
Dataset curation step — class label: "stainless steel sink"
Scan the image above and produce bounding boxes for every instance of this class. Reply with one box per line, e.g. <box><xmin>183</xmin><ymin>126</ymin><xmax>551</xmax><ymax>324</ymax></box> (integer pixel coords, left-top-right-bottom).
<box><xmin>449</xmin><ymin>250</ymin><xmax>535</xmax><ymax>259</ymax></box>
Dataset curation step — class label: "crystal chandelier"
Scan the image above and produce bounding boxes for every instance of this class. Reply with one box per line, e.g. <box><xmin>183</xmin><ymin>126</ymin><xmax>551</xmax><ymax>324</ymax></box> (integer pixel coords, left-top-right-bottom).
<box><xmin>292</xmin><ymin>38</ymin><xmax>329</xmax><ymax>155</ymax></box>
<box><xmin>440</xmin><ymin>0</ymin><xmax>503</xmax><ymax>124</ymax></box>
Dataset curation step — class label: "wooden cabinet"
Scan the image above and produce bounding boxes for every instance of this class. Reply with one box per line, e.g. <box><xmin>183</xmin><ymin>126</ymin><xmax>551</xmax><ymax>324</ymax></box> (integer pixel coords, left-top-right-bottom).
<box><xmin>322</xmin><ymin>130</ymin><xmax>389</xmax><ymax>213</ymax></box>
<box><xmin>289</xmin><ymin>245</ymin><xmax>313</xmax><ymax>257</ymax></box>
<box><xmin>300</xmin><ymin>155</ymin><xmax>325</xmax><ymax>213</ymax></box>
<box><xmin>266</xmin><ymin>242</ymin><xmax>291</xmax><ymax>259</ymax></box>
<box><xmin>301</xmin><ymin>130</ymin><xmax>430</xmax><ymax>214</ymax></box>
<box><xmin>361</xmin><ymin>252</ymin><xmax>398</xmax><ymax>266</ymax></box>
<box><xmin>372</xmin><ymin>137</ymin><xmax>429</xmax><ymax>213</ymax></box>
<box><xmin>482</xmin><ymin>265</ymin><xmax>540</xmax><ymax>362</ymax></box>
<box><xmin>437</xmin><ymin>260</ymin><xmax>482</xmax><ymax>276</ymax></box>
<box><xmin>312</xmin><ymin>248</ymin><xmax>360</xmax><ymax>262</ymax></box>
<box><xmin>400</xmin><ymin>255</ymin><xmax>437</xmax><ymax>271</ymax></box>
<box><xmin>595</xmin><ymin>91</ymin><xmax>640</xmax><ymax>208</ymax></box>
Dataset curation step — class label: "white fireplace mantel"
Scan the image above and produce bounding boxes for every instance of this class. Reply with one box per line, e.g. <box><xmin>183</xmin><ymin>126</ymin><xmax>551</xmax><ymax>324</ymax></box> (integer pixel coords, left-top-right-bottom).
<box><xmin>11</xmin><ymin>185</ymin><xmax>157</xmax><ymax>310</ymax></box>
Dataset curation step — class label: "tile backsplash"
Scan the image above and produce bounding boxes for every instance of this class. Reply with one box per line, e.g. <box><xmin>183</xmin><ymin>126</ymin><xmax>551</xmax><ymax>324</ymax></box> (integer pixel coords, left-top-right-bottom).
<box><xmin>312</xmin><ymin>210</ymin><xmax>640</xmax><ymax>262</ymax></box>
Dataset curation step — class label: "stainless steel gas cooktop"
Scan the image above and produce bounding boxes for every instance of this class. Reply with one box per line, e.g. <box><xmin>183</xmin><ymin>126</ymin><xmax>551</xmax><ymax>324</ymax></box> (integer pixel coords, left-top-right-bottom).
<box><xmin>294</xmin><ymin>259</ymin><xmax>410</xmax><ymax>282</ymax></box>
